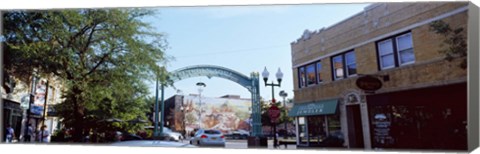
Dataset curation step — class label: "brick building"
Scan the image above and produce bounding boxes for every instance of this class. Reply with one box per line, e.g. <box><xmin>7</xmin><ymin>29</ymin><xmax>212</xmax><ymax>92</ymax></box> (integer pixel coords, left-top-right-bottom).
<box><xmin>288</xmin><ymin>2</ymin><xmax>468</xmax><ymax>150</ymax></box>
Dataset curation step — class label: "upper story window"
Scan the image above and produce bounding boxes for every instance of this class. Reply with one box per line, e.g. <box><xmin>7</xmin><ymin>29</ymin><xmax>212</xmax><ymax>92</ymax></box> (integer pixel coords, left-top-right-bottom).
<box><xmin>316</xmin><ymin>62</ymin><xmax>323</xmax><ymax>83</ymax></box>
<box><xmin>306</xmin><ymin>64</ymin><xmax>316</xmax><ymax>86</ymax></box>
<box><xmin>298</xmin><ymin>67</ymin><xmax>306</xmax><ymax>88</ymax></box>
<box><xmin>298</xmin><ymin>60</ymin><xmax>323</xmax><ymax>88</ymax></box>
<box><xmin>332</xmin><ymin>50</ymin><xmax>357</xmax><ymax>81</ymax></box>
<box><xmin>377</xmin><ymin>32</ymin><xmax>415</xmax><ymax>70</ymax></box>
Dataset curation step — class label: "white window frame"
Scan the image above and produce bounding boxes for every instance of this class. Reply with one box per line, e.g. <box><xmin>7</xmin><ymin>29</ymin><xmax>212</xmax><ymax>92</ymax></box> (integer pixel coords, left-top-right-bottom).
<box><xmin>395</xmin><ymin>33</ymin><xmax>415</xmax><ymax>66</ymax></box>
<box><xmin>378</xmin><ymin>39</ymin><xmax>396</xmax><ymax>70</ymax></box>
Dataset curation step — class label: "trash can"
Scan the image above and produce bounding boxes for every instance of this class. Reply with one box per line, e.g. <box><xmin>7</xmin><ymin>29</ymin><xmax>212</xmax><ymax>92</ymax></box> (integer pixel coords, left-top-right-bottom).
<box><xmin>247</xmin><ymin>136</ymin><xmax>268</xmax><ymax>148</ymax></box>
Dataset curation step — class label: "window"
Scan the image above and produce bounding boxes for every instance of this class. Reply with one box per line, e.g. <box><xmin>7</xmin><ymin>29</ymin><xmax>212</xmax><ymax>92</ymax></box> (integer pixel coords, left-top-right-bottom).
<box><xmin>377</xmin><ymin>32</ymin><xmax>415</xmax><ymax>70</ymax></box>
<box><xmin>332</xmin><ymin>50</ymin><xmax>356</xmax><ymax>80</ymax></box>
<box><xmin>396</xmin><ymin>33</ymin><xmax>415</xmax><ymax>65</ymax></box>
<box><xmin>316</xmin><ymin>62</ymin><xmax>323</xmax><ymax>83</ymax></box>
<box><xmin>332</xmin><ymin>55</ymin><xmax>344</xmax><ymax>80</ymax></box>
<box><xmin>306</xmin><ymin>64</ymin><xmax>316</xmax><ymax>86</ymax></box>
<box><xmin>297</xmin><ymin>60</ymin><xmax>323</xmax><ymax>88</ymax></box>
<box><xmin>298</xmin><ymin>67</ymin><xmax>306</xmax><ymax>88</ymax></box>
<box><xmin>345</xmin><ymin>52</ymin><xmax>357</xmax><ymax>76</ymax></box>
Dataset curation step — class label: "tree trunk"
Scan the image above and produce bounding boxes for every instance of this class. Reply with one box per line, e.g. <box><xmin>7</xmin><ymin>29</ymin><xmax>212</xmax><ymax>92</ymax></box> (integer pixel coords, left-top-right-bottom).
<box><xmin>71</xmin><ymin>86</ymin><xmax>85</xmax><ymax>142</ymax></box>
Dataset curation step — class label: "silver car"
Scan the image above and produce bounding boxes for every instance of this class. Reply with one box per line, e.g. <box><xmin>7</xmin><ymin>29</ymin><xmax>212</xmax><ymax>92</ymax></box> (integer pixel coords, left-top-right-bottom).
<box><xmin>144</xmin><ymin>126</ymin><xmax>184</xmax><ymax>142</ymax></box>
<box><xmin>190</xmin><ymin>129</ymin><xmax>225</xmax><ymax>147</ymax></box>
<box><xmin>111</xmin><ymin>140</ymin><xmax>196</xmax><ymax>148</ymax></box>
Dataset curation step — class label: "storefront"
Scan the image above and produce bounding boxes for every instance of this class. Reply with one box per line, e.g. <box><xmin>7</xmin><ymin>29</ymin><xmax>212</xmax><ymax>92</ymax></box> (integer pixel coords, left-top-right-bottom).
<box><xmin>3</xmin><ymin>99</ymin><xmax>23</xmax><ymax>140</ymax></box>
<box><xmin>288</xmin><ymin>99</ymin><xmax>343</xmax><ymax>147</ymax></box>
<box><xmin>366</xmin><ymin>82</ymin><xmax>467</xmax><ymax>150</ymax></box>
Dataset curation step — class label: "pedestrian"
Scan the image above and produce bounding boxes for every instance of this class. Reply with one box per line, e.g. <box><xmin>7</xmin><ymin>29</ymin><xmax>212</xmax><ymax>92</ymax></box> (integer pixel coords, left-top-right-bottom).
<box><xmin>37</xmin><ymin>125</ymin><xmax>50</xmax><ymax>143</ymax></box>
<box><xmin>24</xmin><ymin>124</ymin><xmax>34</xmax><ymax>142</ymax></box>
<box><xmin>5</xmin><ymin>124</ymin><xmax>15</xmax><ymax>143</ymax></box>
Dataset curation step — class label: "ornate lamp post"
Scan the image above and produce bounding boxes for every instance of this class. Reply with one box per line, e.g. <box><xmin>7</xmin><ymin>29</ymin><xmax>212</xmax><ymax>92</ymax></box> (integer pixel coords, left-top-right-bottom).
<box><xmin>196</xmin><ymin>82</ymin><xmax>206</xmax><ymax>129</ymax></box>
<box><xmin>262</xmin><ymin>67</ymin><xmax>283</xmax><ymax>148</ymax></box>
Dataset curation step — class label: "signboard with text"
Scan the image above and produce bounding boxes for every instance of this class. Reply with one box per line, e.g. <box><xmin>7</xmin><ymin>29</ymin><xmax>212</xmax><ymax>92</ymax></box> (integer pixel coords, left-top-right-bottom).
<box><xmin>356</xmin><ymin>75</ymin><xmax>382</xmax><ymax>92</ymax></box>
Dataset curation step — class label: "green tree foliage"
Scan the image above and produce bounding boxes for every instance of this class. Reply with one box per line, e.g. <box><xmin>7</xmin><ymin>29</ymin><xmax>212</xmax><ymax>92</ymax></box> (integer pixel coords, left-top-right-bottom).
<box><xmin>2</xmin><ymin>9</ymin><xmax>169</xmax><ymax>142</ymax></box>
<box><xmin>260</xmin><ymin>100</ymin><xmax>293</xmax><ymax>126</ymax></box>
<box><xmin>429</xmin><ymin>20</ymin><xmax>467</xmax><ymax>69</ymax></box>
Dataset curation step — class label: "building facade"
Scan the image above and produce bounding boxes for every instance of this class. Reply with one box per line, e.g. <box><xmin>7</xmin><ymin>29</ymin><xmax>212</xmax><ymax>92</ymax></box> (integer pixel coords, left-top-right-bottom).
<box><xmin>289</xmin><ymin>2</ymin><xmax>468</xmax><ymax>150</ymax></box>
<box><xmin>2</xmin><ymin>75</ymin><xmax>65</xmax><ymax>142</ymax></box>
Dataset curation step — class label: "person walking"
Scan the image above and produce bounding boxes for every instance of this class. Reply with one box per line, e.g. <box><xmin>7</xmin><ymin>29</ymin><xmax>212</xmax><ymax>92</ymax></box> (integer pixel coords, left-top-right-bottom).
<box><xmin>5</xmin><ymin>124</ymin><xmax>15</xmax><ymax>143</ymax></box>
<box><xmin>24</xmin><ymin>124</ymin><xmax>34</xmax><ymax>142</ymax></box>
<box><xmin>37</xmin><ymin>125</ymin><xmax>50</xmax><ymax>143</ymax></box>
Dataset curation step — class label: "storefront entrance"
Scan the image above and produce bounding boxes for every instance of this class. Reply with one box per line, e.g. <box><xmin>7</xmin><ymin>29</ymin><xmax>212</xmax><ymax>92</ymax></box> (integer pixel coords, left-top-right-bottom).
<box><xmin>346</xmin><ymin>104</ymin><xmax>364</xmax><ymax>148</ymax></box>
<box><xmin>289</xmin><ymin>99</ymin><xmax>343</xmax><ymax>148</ymax></box>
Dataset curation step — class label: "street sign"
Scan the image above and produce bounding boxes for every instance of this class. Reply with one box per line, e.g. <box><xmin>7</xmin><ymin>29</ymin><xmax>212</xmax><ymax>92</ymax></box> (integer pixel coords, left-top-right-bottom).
<box><xmin>268</xmin><ymin>105</ymin><xmax>281</xmax><ymax>123</ymax></box>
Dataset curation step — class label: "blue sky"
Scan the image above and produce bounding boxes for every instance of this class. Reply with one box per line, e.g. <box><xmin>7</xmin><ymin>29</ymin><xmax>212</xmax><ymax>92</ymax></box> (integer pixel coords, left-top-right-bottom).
<box><xmin>145</xmin><ymin>3</ymin><xmax>371</xmax><ymax>101</ymax></box>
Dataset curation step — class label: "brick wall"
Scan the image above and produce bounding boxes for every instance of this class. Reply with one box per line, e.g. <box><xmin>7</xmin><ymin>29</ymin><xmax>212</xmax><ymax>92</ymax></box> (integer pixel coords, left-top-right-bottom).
<box><xmin>291</xmin><ymin>2</ymin><xmax>468</xmax><ymax>103</ymax></box>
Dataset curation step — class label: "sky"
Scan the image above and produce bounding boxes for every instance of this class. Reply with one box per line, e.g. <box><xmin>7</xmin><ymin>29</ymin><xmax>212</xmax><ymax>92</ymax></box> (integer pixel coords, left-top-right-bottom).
<box><xmin>144</xmin><ymin>3</ymin><xmax>371</xmax><ymax>101</ymax></box>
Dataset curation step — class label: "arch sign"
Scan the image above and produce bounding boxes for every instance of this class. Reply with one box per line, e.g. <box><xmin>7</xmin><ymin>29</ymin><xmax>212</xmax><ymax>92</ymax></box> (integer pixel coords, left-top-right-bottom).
<box><xmin>158</xmin><ymin>65</ymin><xmax>263</xmax><ymax>137</ymax></box>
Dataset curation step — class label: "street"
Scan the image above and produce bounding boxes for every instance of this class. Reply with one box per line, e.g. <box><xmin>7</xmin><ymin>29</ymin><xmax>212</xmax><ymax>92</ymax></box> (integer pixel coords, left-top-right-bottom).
<box><xmin>181</xmin><ymin>139</ymin><xmax>297</xmax><ymax>149</ymax></box>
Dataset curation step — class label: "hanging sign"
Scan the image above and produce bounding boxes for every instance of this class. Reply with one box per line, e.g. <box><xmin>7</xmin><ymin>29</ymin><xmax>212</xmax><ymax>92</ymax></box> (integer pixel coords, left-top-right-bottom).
<box><xmin>356</xmin><ymin>75</ymin><xmax>382</xmax><ymax>92</ymax></box>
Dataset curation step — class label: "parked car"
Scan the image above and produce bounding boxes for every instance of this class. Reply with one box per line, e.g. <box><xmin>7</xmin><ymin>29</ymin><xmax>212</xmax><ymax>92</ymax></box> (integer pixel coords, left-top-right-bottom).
<box><xmin>111</xmin><ymin>140</ymin><xmax>196</xmax><ymax>148</ymax></box>
<box><xmin>228</xmin><ymin>129</ymin><xmax>249</xmax><ymax>139</ymax></box>
<box><xmin>190</xmin><ymin>129</ymin><xmax>225</xmax><ymax>147</ymax></box>
<box><xmin>144</xmin><ymin>126</ymin><xmax>183</xmax><ymax>142</ymax></box>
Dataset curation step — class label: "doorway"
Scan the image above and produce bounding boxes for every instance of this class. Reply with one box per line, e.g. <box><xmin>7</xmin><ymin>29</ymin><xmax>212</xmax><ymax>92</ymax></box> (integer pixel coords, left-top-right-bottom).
<box><xmin>346</xmin><ymin>104</ymin><xmax>364</xmax><ymax>148</ymax></box>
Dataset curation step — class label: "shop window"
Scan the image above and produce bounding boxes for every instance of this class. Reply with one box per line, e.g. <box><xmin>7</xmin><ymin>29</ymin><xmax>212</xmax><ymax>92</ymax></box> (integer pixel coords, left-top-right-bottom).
<box><xmin>369</xmin><ymin>104</ymin><xmax>466</xmax><ymax>150</ymax></box>
<box><xmin>332</xmin><ymin>50</ymin><xmax>356</xmax><ymax>80</ymax></box>
<box><xmin>377</xmin><ymin>32</ymin><xmax>415</xmax><ymax>70</ymax></box>
<box><xmin>306</xmin><ymin>64</ymin><xmax>316</xmax><ymax>86</ymax></box>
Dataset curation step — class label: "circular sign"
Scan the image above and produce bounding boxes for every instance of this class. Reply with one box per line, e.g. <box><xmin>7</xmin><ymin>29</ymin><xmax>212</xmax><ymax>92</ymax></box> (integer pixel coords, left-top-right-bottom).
<box><xmin>356</xmin><ymin>75</ymin><xmax>383</xmax><ymax>92</ymax></box>
<box><xmin>268</xmin><ymin>105</ymin><xmax>281</xmax><ymax>123</ymax></box>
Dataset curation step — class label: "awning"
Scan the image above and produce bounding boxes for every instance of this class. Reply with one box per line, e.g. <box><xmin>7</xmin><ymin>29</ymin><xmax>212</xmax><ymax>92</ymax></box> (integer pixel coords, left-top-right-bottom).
<box><xmin>288</xmin><ymin>99</ymin><xmax>338</xmax><ymax>117</ymax></box>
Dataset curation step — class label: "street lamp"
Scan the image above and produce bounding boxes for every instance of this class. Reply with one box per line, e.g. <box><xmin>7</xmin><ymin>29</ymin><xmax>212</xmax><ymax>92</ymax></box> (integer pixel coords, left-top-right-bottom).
<box><xmin>196</xmin><ymin>82</ymin><xmax>206</xmax><ymax>129</ymax></box>
<box><xmin>279</xmin><ymin>90</ymin><xmax>288</xmax><ymax>139</ymax></box>
<box><xmin>262</xmin><ymin>67</ymin><xmax>283</xmax><ymax>148</ymax></box>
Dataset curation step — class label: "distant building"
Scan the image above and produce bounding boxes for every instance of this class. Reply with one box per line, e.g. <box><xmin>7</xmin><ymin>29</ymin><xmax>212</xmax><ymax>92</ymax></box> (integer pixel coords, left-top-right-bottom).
<box><xmin>289</xmin><ymin>2</ymin><xmax>468</xmax><ymax>150</ymax></box>
<box><xmin>163</xmin><ymin>94</ymin><xmax>252</xmax><ymax>135</ymax></box>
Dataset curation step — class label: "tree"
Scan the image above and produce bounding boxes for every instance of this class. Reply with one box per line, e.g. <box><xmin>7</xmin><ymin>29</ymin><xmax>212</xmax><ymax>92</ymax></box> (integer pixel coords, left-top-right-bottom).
<box><xmin>429</xmin><ymin>20</ymin><xmax>467</xmax><ymax>69</ymax></box>
<box><xmin>260</xmin><ymin>100</ymin><xmax>293</xmax><ymax>127</ymax></box>
<box><xmin>2</xmin><ymin>9</ymin><xmax>169</xmax><ymax>142</ymax></box>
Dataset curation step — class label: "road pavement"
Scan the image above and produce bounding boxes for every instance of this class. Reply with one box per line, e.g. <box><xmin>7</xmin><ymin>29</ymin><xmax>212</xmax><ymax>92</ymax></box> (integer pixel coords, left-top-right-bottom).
<box><xmin>181</xmin><ymin>139</ymin><xmax>297</xmax><ymax>149</ymax></box>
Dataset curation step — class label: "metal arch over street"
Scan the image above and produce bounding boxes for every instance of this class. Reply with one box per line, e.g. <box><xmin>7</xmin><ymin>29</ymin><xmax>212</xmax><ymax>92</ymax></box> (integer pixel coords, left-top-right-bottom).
<box><xmin>169</xmin><ymin>65</ymin><xmax>254</xmax><ymax>92</ymax></box>
<box><xmin>157</xmin><ymin>65</ymin><xmax>263</xmax><ymax>137</ymax></box>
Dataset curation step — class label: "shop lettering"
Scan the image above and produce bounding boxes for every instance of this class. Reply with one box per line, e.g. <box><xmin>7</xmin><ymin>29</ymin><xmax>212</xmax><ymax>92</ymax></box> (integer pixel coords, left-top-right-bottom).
<box><xmin>356</xmin><ymin>75</ymin><xmax>383</xmax><ymax>91</ymax></box>
<box><xmin>296</xmin><ymin>106</ymin><xmax>324</xmax><ymax>115</ymax></box>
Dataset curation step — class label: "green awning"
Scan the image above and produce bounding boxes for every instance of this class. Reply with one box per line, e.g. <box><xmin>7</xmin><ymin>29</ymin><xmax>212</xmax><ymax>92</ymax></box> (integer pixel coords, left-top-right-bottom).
<box><xmin>288</xmin><ymin>99</ymin><xmax>338</xmax><ymax>117</ymax></box>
